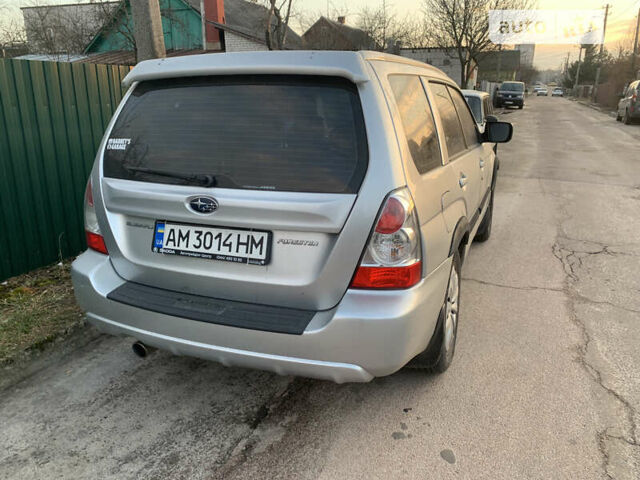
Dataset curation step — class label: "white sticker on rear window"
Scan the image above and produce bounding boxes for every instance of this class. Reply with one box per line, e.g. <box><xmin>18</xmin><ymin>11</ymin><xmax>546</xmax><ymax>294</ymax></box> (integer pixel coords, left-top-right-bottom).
<box><xmin>107</xmin><ymin>138</ymin><xmax>131</xmax><ymax>150</ymax></box>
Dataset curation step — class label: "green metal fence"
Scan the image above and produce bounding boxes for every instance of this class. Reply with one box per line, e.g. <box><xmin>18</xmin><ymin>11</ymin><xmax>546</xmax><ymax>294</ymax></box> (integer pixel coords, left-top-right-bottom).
<box><xmin>0</xmin><ymin>58</ymin><xmax>130</xmax><ymax>281</ymax></box>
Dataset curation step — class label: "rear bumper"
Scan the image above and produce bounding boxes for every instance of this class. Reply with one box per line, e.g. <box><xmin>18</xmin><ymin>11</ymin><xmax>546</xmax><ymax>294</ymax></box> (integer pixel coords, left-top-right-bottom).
<box><xmin>72</xmin><ymin>251</ymin><xmax>451</xmax><ymax>383</ymax></box>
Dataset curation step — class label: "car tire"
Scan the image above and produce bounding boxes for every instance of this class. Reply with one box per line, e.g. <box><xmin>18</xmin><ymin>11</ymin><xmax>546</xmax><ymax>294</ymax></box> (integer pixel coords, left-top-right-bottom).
<box><xmin>623</xmin><ymin>109</ymin><xmax>631</xmax><ymax>125</ymax></box>
<box><xmin>518</xmin><ymin>104</ymin><xmax>523</xmax><ymax>109</ymax></box>
<box><xmin>408</xmin><ymin>251</ymin><xmax>461</xmax><ymax>373</ymax></box>
<box><xmin>474</xmin><ymin>190</ymin><xmax>493</xmax><ymax>243</ymax></box>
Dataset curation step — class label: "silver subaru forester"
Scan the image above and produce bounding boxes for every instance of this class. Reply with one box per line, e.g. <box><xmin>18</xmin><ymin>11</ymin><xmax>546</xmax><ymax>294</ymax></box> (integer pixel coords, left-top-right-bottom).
<box><xmin>72</xmin><ymin>51</ymin><xmax>512</xmax><ymax>383</ymax></box>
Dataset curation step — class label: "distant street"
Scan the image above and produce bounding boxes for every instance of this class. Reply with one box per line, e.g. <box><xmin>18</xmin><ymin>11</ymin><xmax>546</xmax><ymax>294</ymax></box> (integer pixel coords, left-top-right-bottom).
<box><xmin>1</xmin><ymin>95</ymin><xmax>639</xmax><ymax>479</ymax></box>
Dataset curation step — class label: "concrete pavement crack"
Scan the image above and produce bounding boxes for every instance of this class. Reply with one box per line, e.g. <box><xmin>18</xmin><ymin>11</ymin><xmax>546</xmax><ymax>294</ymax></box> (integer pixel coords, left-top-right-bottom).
<box><xmin>213</xmin><ymin>378</ymin><xmax>311</xmax><ymax>477</ymax></box>
<box><xmin>572</xmin><ymin>293</ymin><xmax>640</xmax><ymax>315</ymax></box>
<box><xmin>214</xmin><ymin>378</ymin><xmax>297</xmax><ymax>472</ymax></box>
<box><xmin>597</xmin><ymin>430</ymin><xmax>614</xmax><ymax>480</ymax></box>
<box><xmin>462</xmin><ymin>277</ymin><xmax>563</xmax><ymax>293</ymax></box>
<box><xmin>551</xmin><ymin>230</ymin><xmax>640</xmax><ymax>477</ymax></box>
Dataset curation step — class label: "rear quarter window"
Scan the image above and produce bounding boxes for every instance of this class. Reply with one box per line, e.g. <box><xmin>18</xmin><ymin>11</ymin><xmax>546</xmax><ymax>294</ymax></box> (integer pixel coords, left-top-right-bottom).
<box><xmin>464</xmin><ymin>95</ymin><xmax>482</xmax><ymax>123</ymax></box>
<box><xmin>448</xmin><ymin>86</ymin><xmax>479</xmax><ymax>148</ymax></box>
<box><xmin>429</xmin><ymin>83</ymin><xmax>466</xmax><ymax>158</ymax></box>
<box><xmin>103</xmin><ymin>75</ymin><xmax>368</xmax><ymax>194</ymax></box>
<box><xmin>388</xmin><ymin>75</ymin><xmax>442</xmax><ymax>174</ymax></box>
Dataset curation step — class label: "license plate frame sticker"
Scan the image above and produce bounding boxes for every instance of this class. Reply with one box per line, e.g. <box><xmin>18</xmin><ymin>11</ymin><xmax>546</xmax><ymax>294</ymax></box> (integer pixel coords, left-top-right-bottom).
<box><xmin>152</xmin><ymin>221</ymin><xmax>272</xmax><ymax>266</ymax></box>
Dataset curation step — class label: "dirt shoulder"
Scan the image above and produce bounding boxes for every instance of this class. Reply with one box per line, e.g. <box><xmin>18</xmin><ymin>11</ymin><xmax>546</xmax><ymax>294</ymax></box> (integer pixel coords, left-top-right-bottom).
<box><xmin>0</xmin><ymin>261</ymin><xmax>98</xmax><ymax>388</ymax></box>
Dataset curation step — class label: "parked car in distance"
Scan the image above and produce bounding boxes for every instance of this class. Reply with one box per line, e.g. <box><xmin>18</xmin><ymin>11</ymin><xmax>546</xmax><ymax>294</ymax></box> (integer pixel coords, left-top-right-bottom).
<box><xmin>462</xmin><ymin>89</ymin><xmax>494</xmax><ymax>133</ymax></box>
<box><xmin>463</xmin><ymin>89</ymin><xmax>500</xmax><ymax>156</ymax></box>
<box><xmin>72</xmin><ymin>51</ymin><xmax>513</xmax><ymax>383</ymax></box>
<box><xmin>616</xmin><ymin>80</ymin><xmax>640</xmax><ymax>124</ymax></box>
<box><xmin>495</xmin><ymin>81</ymin><xmax>525</xmax><ymax>108</ymax></box>
<box><xmin>551</xmin><ymin>88</ymin><xmax>563</xmax><ymax>97</ymax></box>
<box><xmin>537</xmin><ymin>87</ymin><xmax>548</xmax><ymax>96</ymax></box>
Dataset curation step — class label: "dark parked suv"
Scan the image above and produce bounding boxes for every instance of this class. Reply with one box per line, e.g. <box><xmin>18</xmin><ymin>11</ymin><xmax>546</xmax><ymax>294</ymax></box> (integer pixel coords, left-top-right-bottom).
<box><xmin>495</xmin><ymin>81</ymin><xmax>525</xmax><ymax>109</ymax></box>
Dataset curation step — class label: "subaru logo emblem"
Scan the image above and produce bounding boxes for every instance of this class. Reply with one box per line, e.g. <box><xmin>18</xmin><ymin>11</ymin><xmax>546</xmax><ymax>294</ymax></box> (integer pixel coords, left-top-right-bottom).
<box><xmin>189</xmin><ymin>196</ymin><xmax>218</xmax><ymax>214</ymax></box>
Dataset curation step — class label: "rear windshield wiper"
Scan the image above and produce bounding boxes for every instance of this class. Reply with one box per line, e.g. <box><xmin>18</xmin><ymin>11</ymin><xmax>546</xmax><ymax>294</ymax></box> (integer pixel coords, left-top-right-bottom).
<box><xmin>123</xmin><ymin>165</ymin><xmax>217</xmax><ymax>187</ymax></box>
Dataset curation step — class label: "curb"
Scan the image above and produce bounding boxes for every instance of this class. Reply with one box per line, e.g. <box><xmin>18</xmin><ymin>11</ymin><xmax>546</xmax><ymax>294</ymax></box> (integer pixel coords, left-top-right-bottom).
<box><xmin>0</xmin><ymin>321</ymin><xmax>103</xmax><ymax>392</ymax></box>
<box><xmin>572</xmin><ymin>98</ymin><xmax>616</xmax><ymax>117</ymax></box>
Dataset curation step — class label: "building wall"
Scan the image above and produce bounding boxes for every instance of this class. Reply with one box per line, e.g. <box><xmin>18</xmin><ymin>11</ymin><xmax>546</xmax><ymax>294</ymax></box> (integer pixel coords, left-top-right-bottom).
<box><xmin>225</xmin><ymin>31</ymin><xmax>267</xmax><ymax>52</ymax></box>
<box><xmin>478</xmin><ymin>70</ymin><xmax>517</xmax><ymax>82</ymax></box>
<box><xmin>399</xmin><ymin>48</ymin><xmax>477</xmax><ymax>88</ymax></box>
<box><xmin>87</xmin><ymin>0</ymin><xmax>201</xmax><ymax>53</ymax></box>
<box><xmin>476</xmin><ymin>50</ymin><xmax>520</xmax><ymax>83</ymax></box>
<box><xmin>516</xmin><ymin>44</ymin><xmax>535</xmax><ymax>69</ymax></box>
<box><xmin>303</xmin><ymin>18</ymin><xmax>355</xmax><ymax>50</ymax></box>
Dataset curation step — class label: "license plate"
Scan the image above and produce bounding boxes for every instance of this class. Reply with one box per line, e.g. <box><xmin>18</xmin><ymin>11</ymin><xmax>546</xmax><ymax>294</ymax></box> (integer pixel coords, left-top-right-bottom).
<box><xmin>504</xmin><ymin>100</ymin><xmax>513</xmax><ymax>104</ymax></box>
<box><xmin>152</xmin><ymin>221</ymin><xmax>271</xmax><ymax>265</ymax></box>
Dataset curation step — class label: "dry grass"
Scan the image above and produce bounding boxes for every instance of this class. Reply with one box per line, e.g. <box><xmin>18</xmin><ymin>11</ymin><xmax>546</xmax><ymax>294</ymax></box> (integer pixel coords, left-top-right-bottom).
<box><xmin>0</xmin><ymin>262</ymin><xmax>84</xmax><ymax>365</ymax></box>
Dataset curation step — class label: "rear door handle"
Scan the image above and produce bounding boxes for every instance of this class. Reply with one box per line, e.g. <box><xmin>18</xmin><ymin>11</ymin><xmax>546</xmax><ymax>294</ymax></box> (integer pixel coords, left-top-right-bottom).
<box><xmin>479</xmin><ymin>158</ymin><xmax>485</xmax><ymax>168</ymax></box>
<box><xmin>459</xmin><ymin>173</ymin><xmax>468</xmax><ymax>188</ymax></box>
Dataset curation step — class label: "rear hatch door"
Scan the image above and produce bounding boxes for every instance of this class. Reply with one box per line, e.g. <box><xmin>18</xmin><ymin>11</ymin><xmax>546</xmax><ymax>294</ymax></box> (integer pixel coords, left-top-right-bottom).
<box><xmin>98</xmin><ymin>75</ymin><xmax>372</xmax><ymax>310</ymax></box>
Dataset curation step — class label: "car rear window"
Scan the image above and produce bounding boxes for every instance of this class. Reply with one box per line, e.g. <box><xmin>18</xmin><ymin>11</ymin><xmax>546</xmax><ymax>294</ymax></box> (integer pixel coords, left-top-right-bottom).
<box><xmin>103</xmin><ymin>75</ymin><xmax>368</xmax><ymax>193</ymax></box>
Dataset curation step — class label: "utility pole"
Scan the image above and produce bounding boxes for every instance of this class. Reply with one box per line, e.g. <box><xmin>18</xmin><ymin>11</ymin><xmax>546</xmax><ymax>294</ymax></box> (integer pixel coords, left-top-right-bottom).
<box><xmin>592</xmin><ymin>4</ymin><xmax>610</xmax><ymax>102</ymax></box>
<box><xmin>599</xmin><ymin>3</ymin><xmax>609</xmax><ymax>56</ymax></box>
<box><xmin>631</xmin><ymin>7</ymin><xmax>640</xmax><ymax>80</ymax></box>
<box><xmin>130</xmin><ymin>0</ymin><xmax>166</xmax><ymax>62</ymax></box>
<box><xmin>573</xmin><ymin>45</ymin><xmax>583</xmax><ymax>95</ymax></box>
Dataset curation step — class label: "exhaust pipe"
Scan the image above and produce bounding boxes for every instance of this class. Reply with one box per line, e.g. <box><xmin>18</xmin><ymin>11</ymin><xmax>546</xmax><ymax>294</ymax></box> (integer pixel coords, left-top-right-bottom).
<box><xmin>132</xmin><ymin>341</ymin><xmax>155</xmax><ymax>358</ymax></box>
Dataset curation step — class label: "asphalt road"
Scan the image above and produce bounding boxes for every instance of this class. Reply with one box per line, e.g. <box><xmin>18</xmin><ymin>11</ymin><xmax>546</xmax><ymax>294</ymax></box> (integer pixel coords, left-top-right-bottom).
<box><xmin>1</xmin><ymin>96</ymin><xmax>639</xmax><ymax>480</ymax></box>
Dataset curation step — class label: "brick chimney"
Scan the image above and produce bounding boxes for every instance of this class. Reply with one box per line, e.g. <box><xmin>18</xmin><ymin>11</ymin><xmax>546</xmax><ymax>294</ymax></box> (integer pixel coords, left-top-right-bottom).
<box><xmin>201</xmin><ymin>0</ymin><xmax>225</xmax><ymax>51</ymax></box>
<box><xmin>337</xmin><ymin>16</ymin><xmax>346</xmax><ymax>24</ymax></box>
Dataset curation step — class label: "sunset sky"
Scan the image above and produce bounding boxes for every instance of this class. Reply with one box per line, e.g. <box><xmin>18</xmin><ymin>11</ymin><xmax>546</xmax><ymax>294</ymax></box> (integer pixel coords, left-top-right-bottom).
<box><xmin>3</xmin><ymin>0</ymin><xmax>639</xmax><ymax>70</ymax></box>
<box><xmin>303</xmin><ymin>0</ymin><xmax>640</xmax><ymax>69</ymax></box>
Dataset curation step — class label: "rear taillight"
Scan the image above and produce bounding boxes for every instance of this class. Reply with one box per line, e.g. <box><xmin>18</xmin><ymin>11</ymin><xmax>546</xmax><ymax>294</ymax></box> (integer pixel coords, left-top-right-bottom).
<box><xmin>84</xmin><ymin>178</ymin><xmax>108</xmax><ymax>255</ymax></box>
<box><xmin>350</xmin><ymin>188</ymin><xmax>422</xmax><ymax>289</ymax></box>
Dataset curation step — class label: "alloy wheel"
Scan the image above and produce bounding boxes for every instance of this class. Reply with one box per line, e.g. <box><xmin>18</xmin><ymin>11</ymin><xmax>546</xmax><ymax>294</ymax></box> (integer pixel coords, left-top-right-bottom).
<box><xmin>443</xmin><ymin>266</ymin><xmax>460</xmax><ymax>356</ymax></box>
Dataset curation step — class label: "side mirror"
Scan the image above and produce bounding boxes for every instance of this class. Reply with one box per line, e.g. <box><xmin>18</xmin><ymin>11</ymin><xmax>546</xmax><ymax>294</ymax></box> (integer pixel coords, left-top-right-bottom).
<box><xmin>485</xmin><ymin>115</ymin><xmax>498</xmax><ymax>123</ymax></box>
<box><xmin>483</xmin><ymin>121</ymin><xmax>513</xmax><ymax>143</ymax></box>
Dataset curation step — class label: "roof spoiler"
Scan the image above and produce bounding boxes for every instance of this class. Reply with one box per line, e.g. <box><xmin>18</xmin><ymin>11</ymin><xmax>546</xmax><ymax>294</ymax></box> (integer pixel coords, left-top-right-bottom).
<box><xmin>122</xmin><ymin>51</ymin><xmax>371</xmax><ymax>87</ymax></box>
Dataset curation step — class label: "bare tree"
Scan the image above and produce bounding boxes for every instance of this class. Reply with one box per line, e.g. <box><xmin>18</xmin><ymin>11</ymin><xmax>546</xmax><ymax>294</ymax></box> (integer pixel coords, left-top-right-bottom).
<box><xmin>422</xmin><ymin>0</ymin><xmax>533</xmax><ymax>87</ymax></box>
<box><xmin>20</xmin><ymin>0</ymin><xmax>121</xmax><ymax>57</ymax></box>
<box><xmin>296</xmin><ymin>2</ymin><xmax>352</xmax><ymax>34</ymax></box>
<box><xmin>264</xmin><ymin>0</ymin><xmax>294</xmax><ymax>50</ymax></box>
<box><xmin>357</xmin><ymin>1</ymin><xmax>428</xmax><ymax>52</ymax></box>
<box><xmin>0</xmin><ymin>18</ymin><xmax>27</xmax><ymax>58</ymax></box>
<box><xmin>0</xmin><ymin>0</ymin><xmax>27</xmax><ymax>57</ymax></box>
<box><xmin>613</xmin><ymin>20</ymin><xmax>638</xmax><ymax>58</ymax></box>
